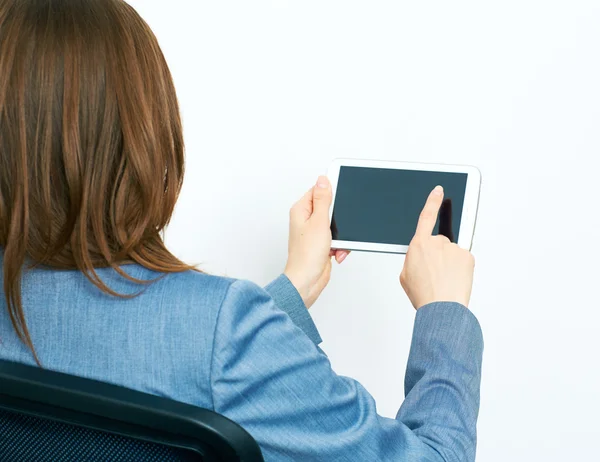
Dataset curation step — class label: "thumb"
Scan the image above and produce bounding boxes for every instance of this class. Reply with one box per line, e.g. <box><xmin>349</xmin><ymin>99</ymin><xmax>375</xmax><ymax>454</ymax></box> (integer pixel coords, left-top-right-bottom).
<box><xmin>312</xmin><ymin>176</ymin><xmax>332</xmax><ymax>219</ymax></box>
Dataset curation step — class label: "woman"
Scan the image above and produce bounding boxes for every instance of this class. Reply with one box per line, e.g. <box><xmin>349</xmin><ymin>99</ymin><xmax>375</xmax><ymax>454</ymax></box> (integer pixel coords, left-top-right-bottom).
<box><xmin>0</xmin><ymin>1</ymin><xmax>483</xmax><ymax>461</ymax></box>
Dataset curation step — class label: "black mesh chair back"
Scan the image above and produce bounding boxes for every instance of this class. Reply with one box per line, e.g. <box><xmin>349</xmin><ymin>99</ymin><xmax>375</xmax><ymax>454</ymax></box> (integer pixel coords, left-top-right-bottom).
<box><xmin>0</xmin><ymin>360</ymin><xmax>263</xmax><ymax>462</ymax></box>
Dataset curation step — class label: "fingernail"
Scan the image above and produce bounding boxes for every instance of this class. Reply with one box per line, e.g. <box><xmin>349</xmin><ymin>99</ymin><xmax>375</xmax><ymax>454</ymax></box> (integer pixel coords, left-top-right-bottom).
<box><xmin>433</xmin><ymin>185</ymin><xmax>443</xmax><ymax>195</ymax></box>
<box><xmin>338</xmin><ymin>251</ymin><xmax>349</xmax><ymax>263</ymax></box>
<box><xmin>317</xmin><ymin>176</ymin><xmax>329</xmax><ymax>188</ymax></box>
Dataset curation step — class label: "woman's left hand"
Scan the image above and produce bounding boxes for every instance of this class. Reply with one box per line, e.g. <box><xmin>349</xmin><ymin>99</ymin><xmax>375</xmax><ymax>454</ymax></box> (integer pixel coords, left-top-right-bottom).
<box><xmin>284</xmin><ymin>176</ymin><xmax>350</xmax><ymax>309</ymax></box>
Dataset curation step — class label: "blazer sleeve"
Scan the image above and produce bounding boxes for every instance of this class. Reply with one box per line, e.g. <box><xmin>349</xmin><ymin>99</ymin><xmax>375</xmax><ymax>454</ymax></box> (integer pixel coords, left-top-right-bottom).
<box><xmin>210</xmin><ymin>279</ymin><xmax>483</xmax><ymax>462</ymax></box>
<box><xmin>263</xmin><ymin>274</ymin><xmax>322</xmax><ymax>345</ymax></box>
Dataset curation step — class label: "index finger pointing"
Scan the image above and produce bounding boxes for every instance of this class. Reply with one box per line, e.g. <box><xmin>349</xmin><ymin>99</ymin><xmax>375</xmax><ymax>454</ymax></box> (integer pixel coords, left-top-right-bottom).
<box><xmin>415</xmin><ymin>186</ymin><xmax>444</xmax><ymax>237</ymax></box>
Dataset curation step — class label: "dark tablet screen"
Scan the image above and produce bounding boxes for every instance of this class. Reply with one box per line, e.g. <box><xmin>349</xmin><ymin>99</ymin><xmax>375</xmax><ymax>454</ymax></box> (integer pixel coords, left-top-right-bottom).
<box><xmin>331</xmin><ymin>166</ymin><xmax>468</xmax><ymax>245</ymax></box>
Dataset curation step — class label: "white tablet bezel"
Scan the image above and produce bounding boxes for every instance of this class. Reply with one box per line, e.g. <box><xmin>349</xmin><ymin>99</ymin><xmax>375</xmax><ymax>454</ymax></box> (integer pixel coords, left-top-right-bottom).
<box><xmin>328</xmin><ymin>158</ymin><xmax>481</xmax><ymax>254</ymax></box>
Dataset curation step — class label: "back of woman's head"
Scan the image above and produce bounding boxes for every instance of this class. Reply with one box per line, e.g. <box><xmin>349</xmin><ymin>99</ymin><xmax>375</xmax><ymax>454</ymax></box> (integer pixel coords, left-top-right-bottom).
<box><xmin>0</xmin><ymin>0</ymin><xmax>192</xmax><ymax>359</ymax></box>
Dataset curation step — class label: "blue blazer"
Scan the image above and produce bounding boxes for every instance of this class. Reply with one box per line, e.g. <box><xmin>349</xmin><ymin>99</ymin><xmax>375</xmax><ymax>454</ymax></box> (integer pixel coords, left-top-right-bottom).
<box><xmin>0</xmin><ymin>263</ymin><xmax>483</xmax><ymax>461</ymax></box>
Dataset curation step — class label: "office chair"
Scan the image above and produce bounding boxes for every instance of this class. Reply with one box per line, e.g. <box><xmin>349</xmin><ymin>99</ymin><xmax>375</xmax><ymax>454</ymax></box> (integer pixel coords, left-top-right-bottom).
<box><xmin>0</xmin><ymin>359</ymin><xmax>264</xmax><ymax>462</ymax></box>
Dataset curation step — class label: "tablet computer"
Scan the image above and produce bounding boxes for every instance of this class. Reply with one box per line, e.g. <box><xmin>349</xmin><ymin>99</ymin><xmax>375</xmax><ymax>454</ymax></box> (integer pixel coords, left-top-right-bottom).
<box><xmin>328</xmin><ymin>158</ymin><xmax>481</xmax><ymax>254</ymax></box>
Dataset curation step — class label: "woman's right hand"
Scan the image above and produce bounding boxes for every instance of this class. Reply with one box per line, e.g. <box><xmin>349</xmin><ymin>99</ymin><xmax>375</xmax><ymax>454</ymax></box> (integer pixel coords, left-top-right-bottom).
<box><xmin>400</xmin><ymin>186</ymin><xmax>476</xmax><ymax>310</ymax></box>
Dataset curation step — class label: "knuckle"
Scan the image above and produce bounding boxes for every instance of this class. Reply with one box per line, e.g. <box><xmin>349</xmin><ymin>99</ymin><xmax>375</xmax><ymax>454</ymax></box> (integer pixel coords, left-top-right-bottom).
<box><xmin>399</xmin><ymin>272</ymin><xmax>406</xmax><ymax>285</ymax></box>
<box><xmin>434</xmin><ymin>235</ymin><xmax>450</xmax><ymax>244</ymax></box>
<box><xmin>419</xmin><ymin>210</ymin><xmax>433</xmax><ymax>222</ymax></box>
<box><xmin>314</xmin><ymin>189</ymin><xmax>327</xmax><ymax>199</ymax></box>
<box><xmin>457</xmin><ymin>248</ymin><xmax>475</xmax><ymax>264</ymax></box>
<box><xmin>409</xmin><ymin>237</ymin><xmax>424</xmax><ymax>249</ymax></box>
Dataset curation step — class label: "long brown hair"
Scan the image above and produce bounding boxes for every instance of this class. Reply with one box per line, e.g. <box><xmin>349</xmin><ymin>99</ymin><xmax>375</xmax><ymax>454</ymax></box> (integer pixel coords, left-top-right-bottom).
<box><xmin>0</xmin><ymin>0</ymin><xmax>195</xmax><ymax>362</ymax></box>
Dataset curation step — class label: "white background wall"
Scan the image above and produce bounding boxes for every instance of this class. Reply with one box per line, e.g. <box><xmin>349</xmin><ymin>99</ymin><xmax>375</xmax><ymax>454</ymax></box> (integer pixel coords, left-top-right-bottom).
<box><xmin>130</xmin><ymin>1</ymin><xmax>600</xmax><ymax>460</ymax></box>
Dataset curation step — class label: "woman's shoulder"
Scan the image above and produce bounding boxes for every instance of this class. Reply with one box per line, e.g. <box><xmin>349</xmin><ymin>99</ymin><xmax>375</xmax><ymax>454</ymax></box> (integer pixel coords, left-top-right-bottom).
<box><xmin>135</xmin><ymin>266</ymin><xmax>237</xmax><ymax>307</ymax></box>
